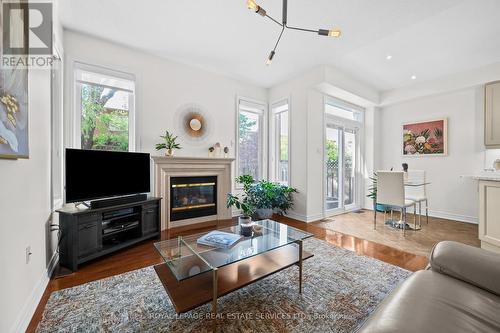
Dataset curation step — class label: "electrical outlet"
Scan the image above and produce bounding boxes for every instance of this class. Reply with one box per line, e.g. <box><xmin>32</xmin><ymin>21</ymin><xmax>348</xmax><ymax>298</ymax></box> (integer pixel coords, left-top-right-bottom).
<box><xmin>26</xmin><ymin>246</ymin><xmax>32</xmax><ymax>264</ymax></box>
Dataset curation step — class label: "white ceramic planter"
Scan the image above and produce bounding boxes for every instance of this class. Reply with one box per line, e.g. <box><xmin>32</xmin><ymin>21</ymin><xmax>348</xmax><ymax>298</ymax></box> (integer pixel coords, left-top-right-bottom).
<box><xmin>255</xmin><ymin>208</ymin><xmax>273</xmax><ymax>219</ymax></box>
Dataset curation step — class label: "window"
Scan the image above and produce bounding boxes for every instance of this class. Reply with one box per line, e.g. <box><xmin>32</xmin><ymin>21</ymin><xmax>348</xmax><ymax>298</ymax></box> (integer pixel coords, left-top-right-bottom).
<box><xmin>237</xmin><ymin>98</ymin><xmax>266</xmax><ymax>181</ymax></box>
<box><xmin>74</xmin><ymin>63</ymin><xmax>135</xmax><ymax>151</ymax></box>
<box><xmin>271</xmin><ymin>100</ymin><xmax>290</xmax><ymax>184</ymax></box>
<box><xmin>325</xmin><ymin>97</ymin><xmax>362</xmax><ymax>122</ymax></box>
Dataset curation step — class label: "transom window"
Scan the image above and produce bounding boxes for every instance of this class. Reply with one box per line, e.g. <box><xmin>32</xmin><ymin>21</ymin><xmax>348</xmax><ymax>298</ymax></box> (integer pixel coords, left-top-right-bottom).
<box><xmin>325</xmin><ymin>97</ymin><xmax>363</xmax><ymax>122</ymax></box>
<box><xmin>74</xmin><ymin>63</ymin><xmax>135</xmax><ymax>151</ymax></box>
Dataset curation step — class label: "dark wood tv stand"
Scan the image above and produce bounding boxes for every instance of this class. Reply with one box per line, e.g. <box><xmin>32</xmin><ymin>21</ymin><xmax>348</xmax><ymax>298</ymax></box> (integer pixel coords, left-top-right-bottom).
<box><xmin>56</xmin><ymin>197</ymin><xmax>162</xmax><ymax>271</ymax></box>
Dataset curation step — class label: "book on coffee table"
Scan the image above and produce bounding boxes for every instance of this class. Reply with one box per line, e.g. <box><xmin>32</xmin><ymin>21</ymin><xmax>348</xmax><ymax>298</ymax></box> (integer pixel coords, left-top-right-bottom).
<box><xmin>197</xmin><ymin>230</ymin><xmax>242</xmax><ymax>249</ymax></box>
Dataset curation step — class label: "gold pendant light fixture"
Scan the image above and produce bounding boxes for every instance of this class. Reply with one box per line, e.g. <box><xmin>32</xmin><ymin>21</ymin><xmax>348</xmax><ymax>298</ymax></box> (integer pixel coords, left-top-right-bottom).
<box><xmin>246</xmin><ymin>0</ymin><xmax>341</xmax><ymax>65</ymax></box>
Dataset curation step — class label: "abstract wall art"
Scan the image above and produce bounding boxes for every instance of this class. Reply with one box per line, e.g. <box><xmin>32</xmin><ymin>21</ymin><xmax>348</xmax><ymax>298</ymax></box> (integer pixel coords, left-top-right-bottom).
<box><xmin>0</xmin><ymin>1</ymin><xmax>29</xmax><ymax>159</ymax></box>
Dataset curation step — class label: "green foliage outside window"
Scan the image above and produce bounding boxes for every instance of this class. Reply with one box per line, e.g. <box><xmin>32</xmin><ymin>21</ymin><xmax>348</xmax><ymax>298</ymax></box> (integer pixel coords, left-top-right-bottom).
<box><xmin>81</xmin><ymin>84</ymin><xmax>129</xmax><ymax>151</ymax></box>
<box><xmin>280</xmin><ymin>134</ymin><xmax>288</xmax><ymax>161</ymax></box>
<box><xmin>239</xmin><ymin>112</ymin><xmax>260</xmax><ymax>179</ymax></box>
<box><xmin>326</xmin><ymin>139</ymin><xmax>353</xmax><ymax>170</ymax></box>
<box><xmin>239</xmin><ymin>113</ymin><xmax>257</xmax><ymax>140</ymax></box>
<box><xmin>326</xmin><ymin>139</ymin><xmax>338</xmax><ymax>162</ymax></box>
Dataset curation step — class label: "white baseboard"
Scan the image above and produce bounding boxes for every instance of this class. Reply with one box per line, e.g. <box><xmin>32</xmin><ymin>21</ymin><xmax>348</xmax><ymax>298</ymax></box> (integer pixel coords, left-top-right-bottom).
<box><xmin>10</xmin><ymin>251</ymin><xmax>58</xmax><ymax>333</ymax></box>
<box><xmin>233</xmin><ymin>209</ymin><xmax>322</xmax><ymax>223</ymax></box>
<box><xmin>285</xmin><ymin>210</ymin><xmax>323</xmax><ymax>223</ymax></box>
<box><xmin>47</xmin><ymin>251</ymin><xmax>59</xmax><ymax>278</ymax></box>
<box><xmin>364</xmin><ymin>207</ymin><xmax>478</xmax><ymax>224</ymax></box>
<box><xmin>428</xmin><ymin>210</ymin><xmax>478</xmax><ymax>224</ymax></box>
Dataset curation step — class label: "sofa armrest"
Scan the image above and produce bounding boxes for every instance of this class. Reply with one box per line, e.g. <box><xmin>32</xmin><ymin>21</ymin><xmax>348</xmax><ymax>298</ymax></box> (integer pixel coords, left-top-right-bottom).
<box><xmin>429</xmin><ymin>241</ymin><xmax>500</xmax><ymax>296</ymax></box>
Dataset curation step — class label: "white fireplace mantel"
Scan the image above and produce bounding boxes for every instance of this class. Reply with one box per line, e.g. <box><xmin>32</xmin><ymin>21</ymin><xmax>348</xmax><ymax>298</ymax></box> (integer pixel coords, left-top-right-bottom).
<box><xmin>152</xmin><ymin>156</ymin><xmax>234</xmax><ymax>230</ymax></box>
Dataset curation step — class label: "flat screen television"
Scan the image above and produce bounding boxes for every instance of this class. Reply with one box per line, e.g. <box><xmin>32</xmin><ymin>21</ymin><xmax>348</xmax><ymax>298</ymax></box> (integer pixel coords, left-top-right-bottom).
<box><xmin>65</xmin><ymin>149</ymin><xmax>151</xmax><ymax>203</ymax></box>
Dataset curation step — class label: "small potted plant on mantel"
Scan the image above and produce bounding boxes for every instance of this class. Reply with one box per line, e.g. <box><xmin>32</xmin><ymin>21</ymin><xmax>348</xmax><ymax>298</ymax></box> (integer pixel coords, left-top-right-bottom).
<box><xmin>155</xmin><ymin>130</ymin><xmax>181</xmax><ymax>157</ymax></box>
<box><xmin>226</xmin><ymin>175</ymin><xmax>256</xmax><ymax>236</ymax></box>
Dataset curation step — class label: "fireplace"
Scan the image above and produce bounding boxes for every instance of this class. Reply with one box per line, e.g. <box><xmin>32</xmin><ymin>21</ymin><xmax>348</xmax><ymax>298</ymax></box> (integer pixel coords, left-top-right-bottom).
<box><xmin>153</xmin><ymin>156</ymin><xmax>233</xmax><ymax>230</ymax></box>
<box><xmin>170</xmin><ymin>176</ymin><xmax>217</xmax><ymax>221</ymax></box>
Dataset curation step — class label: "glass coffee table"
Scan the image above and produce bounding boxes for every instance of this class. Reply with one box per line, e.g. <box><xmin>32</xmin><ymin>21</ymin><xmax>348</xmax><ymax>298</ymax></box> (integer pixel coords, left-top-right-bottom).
<box><xmin>153</xmin><ymin>219</ymin><xmax>313</xmax><ymax>324</ymax></box>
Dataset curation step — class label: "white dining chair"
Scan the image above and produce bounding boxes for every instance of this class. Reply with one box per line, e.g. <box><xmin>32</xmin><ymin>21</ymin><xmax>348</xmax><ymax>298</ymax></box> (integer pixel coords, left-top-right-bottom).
<box><xmin>405</xmin><ymin>170</ymin><xmax>428</xmax><ymax>227</ymax></box>
<box><xmin>375</xmin><ymin>171</ymin><xmax>416</xmax><ymax>236</ymax></box>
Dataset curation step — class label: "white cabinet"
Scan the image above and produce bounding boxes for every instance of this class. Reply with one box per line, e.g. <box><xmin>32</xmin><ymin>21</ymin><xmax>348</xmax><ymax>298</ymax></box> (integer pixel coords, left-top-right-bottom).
<box><xmin>479</xmin><ymin>180</ymin><xmax>500</xmax><ymax>253</ymax></box>
<box><xmin>485</xmin><ymin>81</ymin><xmax>500</xmax><ymax>148</ymax></box>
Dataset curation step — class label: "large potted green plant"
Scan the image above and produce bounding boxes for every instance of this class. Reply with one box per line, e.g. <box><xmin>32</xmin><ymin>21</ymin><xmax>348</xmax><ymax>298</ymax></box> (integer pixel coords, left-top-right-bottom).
<box><xmin>155</xmin><ymin>130</ymin><xmax>181</xmax><ymax>156</ymax></box>
<box><xmin>227</xmin><ymin>175</ymin><xmax>297</xmax><ymax>221</ymax></box>
<box><xmin>247</xmin><ymin>179</ymin><xmax>297</xmax><ymax>219</ymax></box>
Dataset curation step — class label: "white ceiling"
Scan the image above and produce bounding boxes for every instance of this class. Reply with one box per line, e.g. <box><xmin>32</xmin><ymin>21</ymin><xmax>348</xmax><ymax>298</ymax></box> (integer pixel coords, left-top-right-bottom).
<box><xmin>59</xmin><ymin>0</ymin><xmax>500</xmax><ymax>91</ymax></box>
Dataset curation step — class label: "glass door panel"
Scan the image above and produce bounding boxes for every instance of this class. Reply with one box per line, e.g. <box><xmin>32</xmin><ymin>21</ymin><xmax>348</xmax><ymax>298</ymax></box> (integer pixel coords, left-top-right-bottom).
<box><xmin>344</xmin><ymin>129</ymin><xmax>356</xmax><ymax>207</ymax></box>
<box><xmin>325</xmin><ymin>125</ymin><xmax>342</xmax><ymax>211</ymax></box>
<box><xmin>276</xmin><ymin>111</ymin><xmax>289</xmax><ymax>183</ymax></box>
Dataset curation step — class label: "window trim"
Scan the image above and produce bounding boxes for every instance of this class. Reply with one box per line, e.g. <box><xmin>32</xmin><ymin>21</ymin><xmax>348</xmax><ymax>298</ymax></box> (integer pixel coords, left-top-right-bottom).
<box><xmin>235</xmin><ymin>96</ymin><xmax>267</xmax><ymax>188</ymax></box>
<box><xmin>51</xmin><ymin>47</ymin><xmax>64</xmax><ymax>210</ymax></box>
<box><xmin>270</xmin><ymin>98</ymin><xmax>291</xmax><ymax>185</ymax></box>
<box><xmin>72</xmin><ymin>61</ymin><xmax>136</xmax><ymax>152</ymax></box>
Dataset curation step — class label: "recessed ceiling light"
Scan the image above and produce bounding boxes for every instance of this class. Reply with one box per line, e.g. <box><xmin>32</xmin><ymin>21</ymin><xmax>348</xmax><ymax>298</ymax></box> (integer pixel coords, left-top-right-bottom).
<box><xmin>411</xmin><ymin>75</ymin><xmax>417</xmax><ymax>80</ymax></box>
<box><xmin>386</xmin><ymin>55</ymin><xmax>392</xmax><ymax>60</ymax></box>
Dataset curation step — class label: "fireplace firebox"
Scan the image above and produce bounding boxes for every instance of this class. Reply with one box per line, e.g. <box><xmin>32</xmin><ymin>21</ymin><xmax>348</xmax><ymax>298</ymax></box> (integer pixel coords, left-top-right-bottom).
<box><xmin>170</xmin><ymin>176</ymin><xmax>217</xmax><ymax>221</ymax></box>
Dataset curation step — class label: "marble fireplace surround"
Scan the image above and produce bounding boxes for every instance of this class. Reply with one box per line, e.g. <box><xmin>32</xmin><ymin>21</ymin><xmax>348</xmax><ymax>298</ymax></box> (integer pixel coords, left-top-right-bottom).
<box><xmin>152</xmin><ymin>156</ymin><xmax>234</xmax><ymax>230</ymax></box>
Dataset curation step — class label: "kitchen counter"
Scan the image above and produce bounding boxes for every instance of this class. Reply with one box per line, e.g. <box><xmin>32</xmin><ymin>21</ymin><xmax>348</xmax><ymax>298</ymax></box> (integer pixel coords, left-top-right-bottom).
<box><xmin>464</xmin><ymin>172</ymin><xmax>500</xmax><ymax>181</ymax></box>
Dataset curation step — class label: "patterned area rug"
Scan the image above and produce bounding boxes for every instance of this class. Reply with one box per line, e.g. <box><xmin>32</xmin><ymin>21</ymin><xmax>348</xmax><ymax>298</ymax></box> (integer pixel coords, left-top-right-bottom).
<box><xmin>36</xmin><ymin>238</ymin><xmax>411</xmax><ymax>333</ymax></box>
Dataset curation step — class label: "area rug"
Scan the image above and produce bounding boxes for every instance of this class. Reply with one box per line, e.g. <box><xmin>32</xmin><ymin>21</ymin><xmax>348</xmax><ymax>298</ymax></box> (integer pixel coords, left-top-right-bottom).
<box><xmin>36</xmin><ymin>238</ymin><xmax>410</xmax><ymax>333</ymax></box>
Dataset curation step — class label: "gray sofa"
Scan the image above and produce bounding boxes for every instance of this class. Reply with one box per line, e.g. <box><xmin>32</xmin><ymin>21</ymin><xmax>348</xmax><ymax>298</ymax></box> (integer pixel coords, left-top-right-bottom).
<box><xmin>358</xmin><ymin>241</ymin><xmax>500</xmax><ymax>333</ymax></box>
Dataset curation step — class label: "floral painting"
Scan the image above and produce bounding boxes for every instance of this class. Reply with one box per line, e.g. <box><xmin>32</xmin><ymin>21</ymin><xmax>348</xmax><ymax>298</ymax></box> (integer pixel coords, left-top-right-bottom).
<box><xmin>403</xmin><ymin>119</ymin><xmax>447</xmax><ymax>156</ymax></box>
<box><xmin>0</xmin><ymin>1</ymin><xmax>29</xmax><ymax>159</ymax></box>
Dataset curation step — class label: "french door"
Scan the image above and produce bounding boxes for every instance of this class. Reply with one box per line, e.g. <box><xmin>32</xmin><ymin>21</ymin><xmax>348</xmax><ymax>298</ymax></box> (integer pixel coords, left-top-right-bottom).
<box><xmin>324</xmin><ymin>118</ymin><xmax>360</xmax><ymax>215</ymax></box>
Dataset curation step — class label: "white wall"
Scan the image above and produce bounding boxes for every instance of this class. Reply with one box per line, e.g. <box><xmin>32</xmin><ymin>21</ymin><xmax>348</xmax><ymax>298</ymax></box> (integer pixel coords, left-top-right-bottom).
<box><xmin>63</xmin><ymin>30</ymin><xmax>268</xmax><ymax>159</ymax></box>
<box><xmin>0</xmin><ymin>68</ymin><xmax>52</xmax><ymax>332</ymax></box>
<box><xmin>306</xmin><ymin>89</ymin><xmax>326</xmax><ymax>220</ymax></box>
<box><xmin>379</xmin><ymin>87</ymin><xmax>485</xmax><ymax>223</ymax></box>
<box><xmin>363</xmin><ymin>106</ymin><xmax>382</xmax><ymax>209</ymax></box>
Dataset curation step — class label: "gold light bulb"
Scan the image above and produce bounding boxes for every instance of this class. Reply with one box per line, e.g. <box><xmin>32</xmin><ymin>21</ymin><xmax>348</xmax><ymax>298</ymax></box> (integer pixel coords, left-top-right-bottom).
<box><xmin>328</xmin><ymin>29</ymin><xmax>342</xmax><ymax>38</ymax></box>
<box><xmin>247</xmin><ymin>0</ymin><xmax>258</xmax><ymax>11</ymax></box>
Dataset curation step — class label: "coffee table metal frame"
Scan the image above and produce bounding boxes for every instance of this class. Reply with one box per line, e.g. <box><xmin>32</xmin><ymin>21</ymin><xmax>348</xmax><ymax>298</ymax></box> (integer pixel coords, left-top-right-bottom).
<box><xmin>153</xmin><ymin>220</ymin><xmax>313</xmax><ymax>331</ymax></box>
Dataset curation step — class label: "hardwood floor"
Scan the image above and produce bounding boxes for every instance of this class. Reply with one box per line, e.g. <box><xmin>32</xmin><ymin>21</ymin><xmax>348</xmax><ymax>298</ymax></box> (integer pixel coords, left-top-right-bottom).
<box><xmin>319</xmin><ymin>210</ymin><xmax>480</xmax><ymax>256</ymax></box>
<box><xmin>27</xmin><ymin>214</ymin><xmax>430</xmax><ymax>332</ymax></box>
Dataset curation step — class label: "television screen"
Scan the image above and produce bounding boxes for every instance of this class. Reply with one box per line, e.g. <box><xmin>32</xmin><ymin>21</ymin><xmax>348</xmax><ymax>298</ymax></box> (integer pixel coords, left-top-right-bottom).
<box><xmin>65</xmin><ymin>149</ymin><xmax>151</xmax><ymax>203</ymax></box>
